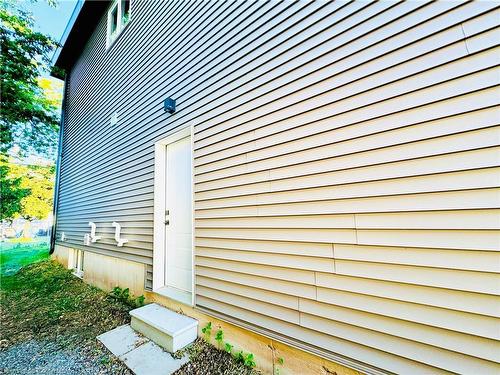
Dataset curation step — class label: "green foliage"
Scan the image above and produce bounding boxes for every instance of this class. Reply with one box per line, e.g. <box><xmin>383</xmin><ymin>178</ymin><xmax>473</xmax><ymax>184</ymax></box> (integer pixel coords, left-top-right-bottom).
<box><xmin>135</xmin><ymin>295</ymin><xmax>145</xmax><ymax>306</ymax></box>
<box><xmin>235</xmin><ymin>351</ymin><xmax>245</xmax><ymax>364</ymax></box>
<box><xmin>215</xmin><ymin>329</ymin><xmax>224</xmax><ymax>348</ymax></box>
<box><xmin>275</xmin><ymin>356</ymin><xmax>285</xmax><ymax>375</ymax></box>
<box><xmin>234</xmin><ymin>350</ymin><xmax>256</xmax><ymax>369</ymax></box>
<box><xmin>224</xmin><ymin>342</ymin><xmax>233</xmax><ymax>354</ymax></box>
<box><xmin>17</xmin><ymin>162</ymin><xmax>54</xmax><ymax>220</ymax></box>
<box><xmin>112</xmin><ymin>286</ymin><xmax>129</xmax><ymax>299</ymax></box>
<box><xmin>100</xmin><ymin>356</ymin><xmax>111</xmax><ymax>365</ymax></box>
<box><xmin>0</xmin><ymin>0</ymin><xmax>61</xmax><ymax>221</ymax></box>
<box><xmin>110</xmin><ymin>286</ymin><xmax>145</xmax><ymax>308</ymax></box>
<box><xmin>0</xmin><ymin>156</ymin><xmax>54</xmax><ymax>220</ymax></box>
<box><xmin>201</xmin><ymin>325</ymin><xmax>256</xmax><ymax>369</ymax></box>
<box><xmin>0</xmin><ymin>0</ymin><xmax>61</xmax><ymax>157</ymax></box>
<box><xmin>201</xmin><ymin>321</ymin><xmax>212</xmax><ymax>341</ymax></box>
<box><xmin>0</xmin><ymin>157</ymin><xmax>29</xmax><ymax>220</ymax></box>
<box><xmin>244</xmin><ymin>353</ymin><xmax>256</xmax><ymax>368</ymax></box>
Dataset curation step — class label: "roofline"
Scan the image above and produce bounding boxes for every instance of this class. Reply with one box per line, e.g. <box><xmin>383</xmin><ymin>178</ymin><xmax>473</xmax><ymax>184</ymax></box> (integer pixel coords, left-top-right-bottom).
<box><xmin>50</xmin><ymin>0</ymin><xmax>109</xmax><ymax>78</ymax></box>
<box><xmin>51</xmin><ymin>0</ymin><xmax>84</xmax><ymax>68</ymax></box>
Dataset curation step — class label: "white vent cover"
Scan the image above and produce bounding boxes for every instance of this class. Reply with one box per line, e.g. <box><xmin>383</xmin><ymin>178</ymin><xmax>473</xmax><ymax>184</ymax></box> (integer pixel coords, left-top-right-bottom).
<box><xmin>110</xmin><ymin>112</ymin><xmax>119</xmax><ymax>126</ymax></box>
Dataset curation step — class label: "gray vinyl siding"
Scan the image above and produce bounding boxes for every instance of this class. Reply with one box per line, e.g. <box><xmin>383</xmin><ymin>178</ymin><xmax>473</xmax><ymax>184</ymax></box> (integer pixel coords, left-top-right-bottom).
<box><xmin>56</xmin><ymin>0</ymin><xmax>500</xmax><ymax>373</ymax></box>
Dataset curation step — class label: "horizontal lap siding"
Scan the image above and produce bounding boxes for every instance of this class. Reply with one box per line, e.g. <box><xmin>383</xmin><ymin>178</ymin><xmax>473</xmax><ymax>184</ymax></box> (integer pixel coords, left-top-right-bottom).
<box><xmin>56</xmin><ymin>0</ymin><xmax>275</xmax><ymax>275</ymax></box>
<box><xmin>56</xmin><ymin>0</ymin><xmax>500</xmax><ymax>372</ymax></box>
<box><xmin>192</xmin><ymin>1</ymin><xmax>500</xmax><ymax>374</ymax></box>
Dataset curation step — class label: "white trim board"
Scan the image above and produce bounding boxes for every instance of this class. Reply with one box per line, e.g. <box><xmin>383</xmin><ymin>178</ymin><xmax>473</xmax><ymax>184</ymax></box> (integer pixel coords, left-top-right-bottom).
<box><xmin>153</xmin><ymin>125</ymin><xmax>195</xmax><ymax>306</ymax></box>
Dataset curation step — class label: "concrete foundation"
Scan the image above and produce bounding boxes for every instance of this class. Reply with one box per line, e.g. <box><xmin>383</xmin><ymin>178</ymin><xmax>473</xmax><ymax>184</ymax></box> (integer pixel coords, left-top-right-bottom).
<box><xmin>52</xmin><ymin>245</ymin><xmax>360</xmax><ymax>375</ymax></box>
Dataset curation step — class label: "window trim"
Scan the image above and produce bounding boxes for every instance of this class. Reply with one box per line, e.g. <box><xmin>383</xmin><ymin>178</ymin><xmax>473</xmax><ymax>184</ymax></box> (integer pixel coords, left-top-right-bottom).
<box><xmin>106</xmin><ymin>0</ymin><xmax>131</xmax><ymax>49</ymax></box>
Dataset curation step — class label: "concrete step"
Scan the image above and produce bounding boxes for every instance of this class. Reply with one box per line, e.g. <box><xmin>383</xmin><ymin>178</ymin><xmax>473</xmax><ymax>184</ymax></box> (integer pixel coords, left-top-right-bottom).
<box><xmin>130</xmin><ymin>303</ymin><xmax>198</xmax><ymax>353</ymax></box>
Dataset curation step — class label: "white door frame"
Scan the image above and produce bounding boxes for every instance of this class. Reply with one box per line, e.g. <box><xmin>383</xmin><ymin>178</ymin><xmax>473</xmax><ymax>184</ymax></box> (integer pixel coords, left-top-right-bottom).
<box><xmin>152</xmin><ymin>125</ymin><xmax>195</xmax><ymax>306</ymax></box>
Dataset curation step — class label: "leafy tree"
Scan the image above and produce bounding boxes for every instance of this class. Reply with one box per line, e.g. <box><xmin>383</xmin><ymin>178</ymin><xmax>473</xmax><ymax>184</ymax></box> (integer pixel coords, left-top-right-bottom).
<box><xmin>0</xmin><ymin>157</ymin><xmax>30</xmax><ymax>220</ymax></box>
<box><xmin>20</xmin><ymin>164</ymin><xmax>54</xmax><ymax>220</ymax></box>
<box><xmin>0</xmin><ymin>158</ymin><xmax>55</xmax><ymax>221</ymax></box>
<box><xmin>0</xmin><ymin>0</ymin><xmax>60</xmax><ymax>156</ymax></box>
<box><xmin>0</xmin><ymin>0</ymin><xmax>61</xmax><ymax>222</ymax></box>
<box><xmin>38</xmin><ymin>76</ymin><xmax>63</xmax><ymax>110</ymax></box>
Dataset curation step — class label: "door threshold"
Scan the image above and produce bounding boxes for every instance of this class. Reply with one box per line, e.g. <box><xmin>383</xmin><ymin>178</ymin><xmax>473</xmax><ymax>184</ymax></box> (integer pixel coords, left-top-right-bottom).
<box><xmin>154</xmin><ymin>286</ymin><xmax>193</xmax><ymax>306</ymax></box>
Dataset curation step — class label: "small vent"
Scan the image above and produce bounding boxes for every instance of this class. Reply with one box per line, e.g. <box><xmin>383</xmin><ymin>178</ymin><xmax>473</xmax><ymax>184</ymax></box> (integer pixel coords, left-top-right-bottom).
<box><xmin>145</xmin><ymin>264</ymin><xmax>153</xmax><ymax>291</ymax></box>
<box><xmin>110</xmin><ymin>112</ymin><xmax>119</xmax><ymax>126</ymax></box>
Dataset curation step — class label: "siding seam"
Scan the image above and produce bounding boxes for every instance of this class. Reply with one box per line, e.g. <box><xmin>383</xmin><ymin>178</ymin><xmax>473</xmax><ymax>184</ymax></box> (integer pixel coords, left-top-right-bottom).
<box><xmin>459</xmin><ymin>23</ymin><xmax>471</xmax><ymax>55</ymax></box>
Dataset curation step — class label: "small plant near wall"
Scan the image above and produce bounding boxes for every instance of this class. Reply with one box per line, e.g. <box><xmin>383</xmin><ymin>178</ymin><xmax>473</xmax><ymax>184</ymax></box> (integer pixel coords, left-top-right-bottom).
<box><xmin>197</xmin><ymin>324</ymin><xmax>258</xmax><ymax>370</ymax></box>
<box><xmin>224</xmin><ymin>342</ymin><xmax>233</xmax><ymax>354</ymax></box>
<box><xmin>275</xmin><ymin>356</ymin><xmax>285</xmax><ymax>375</ymax></box>
<box><xmin>112</xmin><ymin>286</ymin><xmax>129</xmax><ymax>299</ymax></box>
<box><xmin>215</xmin><ymin>329</ymin><xmax>224</xmax><ymax>349</ymax></box>
<box><xmin>244</xmin><ymin>353</ymin><xmax>257</xmax><ymax>368</ymax></box>
<box><xmin>110</xmin><ymin>286</ymin><xmax>145</xmax><ymax>308</ymax></box>
<box><xmin>270</xmin><ymin>344</ymin><xmax>285</xmax><ymax>375</ymax></box>
<box><xmin>135</xmin><ymin>295</ymin><xmax>145</xmax><ymax>306</ymax></box>
<box><xmin>201</xmin><ymin>321</ymin><xmax>212</xmax><ymax>342</ymax></box>
<box><xmin>236</xmin><ymin>350</ymin><xmax>245</xmax><ymax>364</ymax></box>
<box><xmin>235</xmin><ymin>350</ymin><xmax>257</xmax><ymax>369</ymax></box>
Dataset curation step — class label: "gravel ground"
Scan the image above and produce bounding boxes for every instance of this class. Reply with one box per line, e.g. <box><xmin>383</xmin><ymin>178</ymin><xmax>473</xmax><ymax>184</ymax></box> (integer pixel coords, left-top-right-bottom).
<box><xmin>0</xmin><ymin>340</ymin><xmax>129</xmax><ymax>375</ymax></box>
<box><xmin>0</xmin><ymin>261</ymin><xmax>133</xmax><ymax>375</ymax></box>
<box><xmin>1</xmin><ymin>261</ymin><xmax>261</xmax><ymax>375</ymax></box>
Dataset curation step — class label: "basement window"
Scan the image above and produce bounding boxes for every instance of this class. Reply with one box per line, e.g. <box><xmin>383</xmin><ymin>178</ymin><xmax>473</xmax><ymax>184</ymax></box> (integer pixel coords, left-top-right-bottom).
<box><xmin>71</xmin><ymin>249</ymin><xmax>85</xmax><ymax>278</ymax></box>
<box><xmin>107</xmin><ymin>0</ymin><xmax>131</xmax><ymax>48</ymax></box>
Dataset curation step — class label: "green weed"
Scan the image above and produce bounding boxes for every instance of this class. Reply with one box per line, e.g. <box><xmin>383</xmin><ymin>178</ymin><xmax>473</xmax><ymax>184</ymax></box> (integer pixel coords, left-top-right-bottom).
<box><xmin>236</xmin><ymin>351</ymin><xmax>245</xmax><ymax>364</ymax></box>
<box><xmin>215</xmin><ymin>329</ymin><xmax>224</xmax><ymax>349</ymax></box>
<box><xmin>110</xmin><ymin>286</ymin><xmax>145</xmax><ymax>308</ymax></box>
<box><xmin>244</xmin><ymin>353</ymin><xmax>256</xmax><ymax>368</ymax></box>
<box><xmin>225</xmin><ymin>342</ymin><xmax>234</xmax><ymax>354</ymax></box>
<box><xmin>201</xmin><ymin>321</ymin><xmax>212</xmax><ymax>342</ymax></box>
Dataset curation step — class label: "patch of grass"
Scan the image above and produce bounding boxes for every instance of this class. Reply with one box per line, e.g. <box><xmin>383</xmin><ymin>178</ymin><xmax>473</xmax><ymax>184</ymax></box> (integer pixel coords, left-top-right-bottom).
<box><xmin>0</xmin><ymin>260</ymin><xmax>131</xmax><ymax>350</ymax></box>
<box><xmin>0</xmin><ymin>240</ymin><xmax>49</xmax><ymax>275</ymax></box>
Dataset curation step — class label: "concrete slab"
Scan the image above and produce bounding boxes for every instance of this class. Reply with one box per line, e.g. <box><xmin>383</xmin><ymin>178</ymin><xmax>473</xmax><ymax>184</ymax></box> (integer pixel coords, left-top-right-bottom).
<box><xmin>98</xmin><ymin>324</ymin><xmax>189</xmax><ymax>375</ymax></box>
<box><xmin>119</xmin><ymin>341</ymin><xmax>189</xmax><ymax>375</ymax></box>
<box><xmin>97</xmin><ymin>324</ymin><xmax>147</xmax><ymax>357</ymax></box>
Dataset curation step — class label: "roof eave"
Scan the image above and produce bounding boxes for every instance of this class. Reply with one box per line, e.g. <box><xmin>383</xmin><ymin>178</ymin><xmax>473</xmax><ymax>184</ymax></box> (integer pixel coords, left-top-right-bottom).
<box><xmin>50</xmin><ymin>0</ymin><xmax>108</xmax><ymax>78</ymax></box>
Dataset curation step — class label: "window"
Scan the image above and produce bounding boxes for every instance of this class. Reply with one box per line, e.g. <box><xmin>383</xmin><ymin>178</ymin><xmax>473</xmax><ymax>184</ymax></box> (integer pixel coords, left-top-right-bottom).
<box><xmin>107</xmin><ymin>0</ymin><xmax>131</xmax><ymax>48</ymax></box>
<box><xmin>70</xmin><ymin>249</ymin><xmax>85</xmax><ymax>278</ymax></box>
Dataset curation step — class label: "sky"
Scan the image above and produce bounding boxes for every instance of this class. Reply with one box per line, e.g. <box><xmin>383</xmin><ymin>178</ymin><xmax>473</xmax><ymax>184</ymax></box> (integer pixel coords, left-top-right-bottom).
<box><xmin>29</xmin><ymin>0</ymin><xmax>78</xmax><ymax>42</ymax></box>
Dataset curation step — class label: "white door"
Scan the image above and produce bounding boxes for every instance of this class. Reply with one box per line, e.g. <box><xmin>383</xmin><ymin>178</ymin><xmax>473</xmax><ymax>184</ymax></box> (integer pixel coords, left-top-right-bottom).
<box><xmin>165</xmin><ymin>135</ymin><xmax>192</xmax><ymax>295</ymax></box>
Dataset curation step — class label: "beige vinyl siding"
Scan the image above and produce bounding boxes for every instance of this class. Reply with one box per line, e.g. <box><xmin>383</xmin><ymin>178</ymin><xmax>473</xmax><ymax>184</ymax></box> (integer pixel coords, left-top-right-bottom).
<box><xmin>56</xmin><ymin>0</ymin><xmax>500</xmax><ymax>372</ymax></box>
<box><xmin>192</xmin><ymin>2</ymin><xmax>500</xmax><ymax>374</ymax></box>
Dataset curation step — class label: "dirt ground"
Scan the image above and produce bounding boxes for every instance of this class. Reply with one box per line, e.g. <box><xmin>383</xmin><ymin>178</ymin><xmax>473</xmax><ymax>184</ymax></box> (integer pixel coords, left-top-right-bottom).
<box><xmin>0</xmin><ymin>261</ymin><xmax>133</xmax><ymax>374</ymax></box>
<box><xmin>0</xmin><ymin>260</ymin><xmax>261</xmax><ymax>375</ymax></box>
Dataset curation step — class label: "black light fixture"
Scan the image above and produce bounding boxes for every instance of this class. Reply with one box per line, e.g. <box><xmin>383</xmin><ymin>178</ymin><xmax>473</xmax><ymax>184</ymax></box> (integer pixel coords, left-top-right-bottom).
<box><xmin>164</xmin><ymin>97</ymin><xmax>176</xmax><ymax>113</ymax></box>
